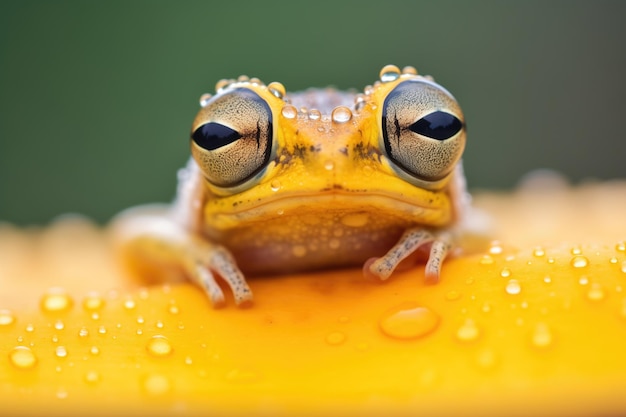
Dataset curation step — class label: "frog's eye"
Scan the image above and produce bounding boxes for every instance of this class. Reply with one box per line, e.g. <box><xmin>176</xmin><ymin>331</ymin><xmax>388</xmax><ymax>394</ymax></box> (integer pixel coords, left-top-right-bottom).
<box><xmin>381</xmin><ymin>80</ymin><xmax>466</xmax><ymax>182</ymax></box>
<box><xmin>191</xmin><ymin>88</ymin><xmax>273</xmax><ymax>187</ymax></box>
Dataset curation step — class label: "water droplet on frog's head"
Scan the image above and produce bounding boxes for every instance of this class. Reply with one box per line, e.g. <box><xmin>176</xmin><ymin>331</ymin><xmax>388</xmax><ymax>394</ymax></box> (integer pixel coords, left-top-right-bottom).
<box><xmin>9</xmin><ymin>346</ymin><xmax>38</xmax><ymax>369</ymax></box>
<box><xmin>270</xmin><ymin>180</ymin><xmax>281</xmax><ymax>192</ymax></box>
<box><xmin>267</xmin><ymin>81</ymin><xmax>286</xmax><ymax>99</ymax></box>
<box><xmin>379</xmin><ymin>303</ymin><xmax>440</xmax><ymax>340</ymax></box>
<box><xmin>237</xmin><ymin>75</ymin><xmax>249</xmax><ymax>82</ymax></box>
<box><xmin>325</xmin><ymin>331</ymin><xmax>346</xmax><ymax>346</ymax></box>
<box><xmin>281</xmin><ymin>104</ymin><xmax>297</xmax><ymax>119</ymax></box>
<box><xmin>199</xmin><ymin>93</ymin><xmax>212</xmax><ymax>107</ymax></box>
<box><xmin>40</xmin><ymin>288</ymin><xmax>73</xmax><ymax>313</ymax></box>
<box><xmin>331</xmin><ymin>106</ymin><xmax>352</xmax><ymax>123</ymax></box>
<box><xmin>215</xmin><ymin>79</ymin><xmax>231</xmax><ymax>92</ymax></box>
<box><xmin>531</xmin><ymin>322</ymin><xmax>553</xmax><ymax>348</ymax></box>
<box><xmin>324</xmin><ymin>160</ymin><xmax>335</xmax><ymax>171</ymax></box>
<box><xmin>248</xmin><ymin>77</ymin><xmax>262</xmax><ymax>86</ymax></box>
<box><xmin>354</xmin><ymin>94</ymin><xmax>367</xmax><ymax>112</ymax></box>
<box><xmin>505</xmin><ymin>279</ymin><xmax>521</xmax><ymax>295</ymax></box>
<box><xmin>146</xmin><ymin>335</ymin><xmax>173</xmax><ymax>357</ymax></box>
<box><xmin>0</xmin><ymin>309</ymin><xmax>15</xmax><ymax>326</ymax></box>
<box><xmin>401</xmin><ymin>66</ymin><xmax>417</xmax><ymax>75</ymax></box>
<box><xmin>379</xmin><ymin>64</ymin><xmax>401</xmax><ymax>82</ymax></box>
<box><xmin>308</xmin><ymin>109</ymin><xmax>321</xmax><ymax>120</ymax></box>
<box><xmin>586</xmin><ymin>283</ymin><xmax>606</xmax><ymax>301</ymax></box>
<box><xmin>456</xmin><ymin>318</ymin><xmax>480</xmax><ymax>342</ymax></box>
<box><xmin>570</xmin><ymin>255</ymin><xmax>589</xmax><ymax>268</ymax></box>
<box><xmin>570</xmin><ymin>246</ymin><xmax>582</xmax><ymax>255</ymax></box>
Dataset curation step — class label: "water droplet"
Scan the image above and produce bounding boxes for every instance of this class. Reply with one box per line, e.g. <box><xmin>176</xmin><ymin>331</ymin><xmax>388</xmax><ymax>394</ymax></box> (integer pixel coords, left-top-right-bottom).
<box><xmin>0</xmin><ymin>309</ymin><xmax>15</xmax><ymax>326</ymax></box>
<box><xmin>481</xmin><ymin>302</ymin><xmax>492</xmax><ymax>313</ymax></box>
<box><xmin>90</xmin><ymin>346</ymin><xmax>100</xmax><ymax>356</ymax></box>
<box><xmin>445</xmin><ymin>291</ymin><xmax>461</xmax><ymax>301</ymax></box>
<box><xmin>609</xmin><ymin>257</ymin><xmax>618</xmax><ymax>264</ymax></box>
<box><xmin>547</xmin><ymin>257</ymin><xmax>555</xmax><ymax>264</ymax></box>
<box><xmin>184</xmin><ymin>356</ymin><xmax>193</xmax><ymax>365</ymax></box>
<box><xmin>84</xmin><ymin>371</ymin><xmax>101</xmax><ymax>384</ymax></box>
<box><xmin>82</xmin><ymin>293</ymin><xmax>105</xmax><ymax>311</ymax></box>
<box><xmin>143</xmin><ymin>374</ymin><xmax>171</xmax><ymax>396</ymax></box>
<box><xmin>323</xmin><ymin>160</ymin><xmax>335</xmax><ymax>171</ymax></box>
<box><xmin>248</xmin><ymin>77</ymin><xmax>261</xmax><ymax>85</ymax></box>
<box><xmin>40</xmin><ymin>288</ymin><xmax>73</xmax><ymax>313</ymax></box>
<box><xmin>616</xmin><ymin>241</ymin><xmax>626</xmax><ymax>252</ymax></box>
<box><xmin>531</xmin><ymin>323</ymin><xmax>553</xmax><ymax>348</ymax></box>
<box><xmin>578</xmin><ymin>276</ymin><xmax>589</xmax><ymax>285</ymax></box>
<box><xmin>281</xmin><ymin>104</ymin><xmax>297</xmax><ymax>119</ymax></box>
<box><xmin>54</xmin><ymin>320</ymin><xmax>65</xmax><ymax>330</ymax></box>
<box><xmin>55</xmin><ymin>345</ymin><xmax>68</xmax><ymax>358</ymax></box>
<box><xmin>500</xmin><ymin>267</ymin><xmax>511</xmax><ymax>278</ymax></box>
<box><xmin>505</xmin><ymin>279</ymin><xmax>521</xmax><ymax>295</ymax></box>
<box><xmin>325</xmin><ymin>331</ymin><xmax>346</xmax><ymax>345</ymax></box>
<box><xmin>137</xmin><ymin>316</ymin><xmax>145</xmax><ymax>324</ymax></box>
<box><xmin>155</xmin><ymin>321</ymin><xmax>164</xmax><ymax>329</ymax></box>
<box><xmin>267</xmin><ymin>81</ymin><xmax>285</xmax><ymax>99</ymax></box>
<box><xmin>479</xmin><ymin>255</ymin><xmax>494</xmax><ymax>265</ymax></box>
<box><xmin>402</xmin><ymin>65</ymin><xmax>418</xmax><ymax>75</ymax></box>
<box><xmin>270</xmin><ymin>180</ymin><xmax>281</xmax><ymax>192</ymax></box>
<box><xmin>586</xmin><ymin>283</ymin><xmax>606</xmax><ymax>301</ymax></box>
<box><xmin>292</xmin><ymin>245</ymin><xmax>307</xmax><ymax>258</ymax></box>
<box><xmin>9</xmin><ymin>346</ymin><xmax>38</xmax><ymax>369</ymax></box>
<box><xmin>136</xmin><ymin>329</ymin><xmax>143</xmax><ymax>335</ymax></box>
<box><xmin>488</xmin><ymin>243</ymin><xmax>503</xmax><ymax>255</ymax></box>
<box><xmin>570</xmin><ymin>255</ymin><xmax>589</xmax><ymax>268</ymax></box>
<box><xmin>308</xmin><ymin>109</ymin><xmax>321</xmax><ymax>120</ymax></box>
<box><xmin>379</xmin><ymin>64</ymin><xmax>401</xmax><ymax>82</ymax></box>
<box><xmin>621</xmin><ymin>260</ymin><xmax>626</xmax><ymax>274</ymax></box>
<box><xmin>146</xmin><ymin>335</ymin><xmax>173</xmax><ymax>357</ymax></box>
<box><xmin>237</xmin><ymin>75</ymin><xmax>249</xmax><ymax>82</ymax></box>
<box><xmin>25</xmin><ymin>323</ymin><xmax>35</xmax><ymax>332</ymax></box>
<box><xmin>456</xmin><ymin>318</ymin><xmax>480</xmax><ymax>342</ymax></box>
<box><xmin>543</xmin><ymin>275</ymin><xmax>552</xmax><ymax>284</ymax></box>
<box><xmin>533</xmin><ymin>247</ymin><xmax>545</xmax><ymax>257</ymax></box>
<box><xmin>123</xmin><ymin>298</ymin><xmax>136</xmax><ymax>310</ymax></box>
<box><xmin>168</xmin><ymin>304</ymin><xmax>180</xmax><ymax>315</ymax></box>
<box><xmin>199</xmin><ymin>93</ymin><xmax>212</xmax><ymax>107</ymax></box>
<box><xmin>78</xmin><ymin>327</ymin><xmax>89</xmax><ymax>338</ymax></box>
<box><xmin>97</xmin><ymin>325</ymin><xmax>107</xmax><ymax>335</ymax></box>
<box><xmin>214</xmin><ymin>79</ymin><xmax>230</xmax><ymax>91</ymax></box>
<box><xmin>51</xmin><ymin>335</ymin><xmax>59</xmax><ymax>343</ymax></box>
<box><xmin>331</xmin><ymin>106</ymin><xmax>352</xmax><ymax>123</ymax></box>
<box><xmin>379</xmin><ymin>303</ymin><xmax>440</xmax><ymax>340</ymax></box>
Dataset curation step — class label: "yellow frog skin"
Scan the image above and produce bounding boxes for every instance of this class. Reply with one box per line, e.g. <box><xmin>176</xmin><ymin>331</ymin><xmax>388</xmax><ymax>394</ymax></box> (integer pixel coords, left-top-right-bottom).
<box><xmin>113</xmin><ymin>64</ymin><xmax>470</xmax><ymax>307</ymax></box>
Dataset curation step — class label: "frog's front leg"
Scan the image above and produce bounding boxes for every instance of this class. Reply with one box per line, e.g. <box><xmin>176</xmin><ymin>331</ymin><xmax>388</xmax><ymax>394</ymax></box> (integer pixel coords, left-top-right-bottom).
<box><xmin>363</xmin><ymin>228</ymin><xmax>452</xmax><ymax>284</ymax></box>
<box><xmin>112</xmin><ymin>209</ymin><xmax>252</xmax><ymax>308</ymax></box>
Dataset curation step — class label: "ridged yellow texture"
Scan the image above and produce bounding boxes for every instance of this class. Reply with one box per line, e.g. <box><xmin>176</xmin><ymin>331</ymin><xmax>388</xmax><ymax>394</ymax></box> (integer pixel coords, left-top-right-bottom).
<box><xmin>1</xmin><ymin>180</ymin><xmax>625</xmax><ymax>417</ymax></box>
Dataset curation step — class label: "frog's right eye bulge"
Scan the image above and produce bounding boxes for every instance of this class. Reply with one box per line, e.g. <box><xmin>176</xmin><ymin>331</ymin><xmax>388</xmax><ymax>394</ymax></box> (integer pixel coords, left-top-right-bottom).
<box><xmin>382</xmin><ymin>80</ymin><xmax>466</xmax><ymax>182</ymax></box>
<box><xmin>191</xmin><ymin>88</ymin><xmax>273</xmax><ymax>188</ymax></box>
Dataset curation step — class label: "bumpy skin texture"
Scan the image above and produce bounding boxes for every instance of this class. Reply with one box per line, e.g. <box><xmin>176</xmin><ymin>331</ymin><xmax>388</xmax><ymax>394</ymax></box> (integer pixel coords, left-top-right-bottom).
<box><xmin>112</xmin><ymin>65</ymin><xmax>470</xmax><ymax>307</ymax></box>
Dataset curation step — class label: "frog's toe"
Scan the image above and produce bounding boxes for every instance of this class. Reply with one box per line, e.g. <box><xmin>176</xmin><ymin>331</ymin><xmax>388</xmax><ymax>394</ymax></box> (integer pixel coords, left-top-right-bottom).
<box><xmin>209</xmin><ymin>247</ymin><xmax>254</xmax><ymax>307</ymax></box>
<box><xmin>193</xmin><ymin>265</ymin><xmax>226</xmax><ymax>308</ymax></box>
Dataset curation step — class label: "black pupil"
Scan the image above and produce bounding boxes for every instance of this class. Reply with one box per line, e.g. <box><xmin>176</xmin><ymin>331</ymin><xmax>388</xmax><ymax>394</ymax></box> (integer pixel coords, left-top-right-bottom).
<box><xmin>409</xmin><ymin>111</ymin><xmax>462</xmax><ymax>140</ymax></box>
<box><xmin>192</xmin><ymin>122</ymin><xmax>242</xmax><ymax>150</ymax></box>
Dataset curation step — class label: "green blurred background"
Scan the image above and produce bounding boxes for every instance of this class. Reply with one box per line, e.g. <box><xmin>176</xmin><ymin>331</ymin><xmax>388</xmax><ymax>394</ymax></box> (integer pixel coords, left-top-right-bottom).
<box><xmin>1</xmin><ymin>1</ymin><xmax>625</xmax><ymax>225</ymax></box>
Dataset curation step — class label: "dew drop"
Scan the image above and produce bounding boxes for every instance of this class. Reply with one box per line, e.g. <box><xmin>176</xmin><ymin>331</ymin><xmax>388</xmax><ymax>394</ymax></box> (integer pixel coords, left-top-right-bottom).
<box><xmin>146</xmin><ymin>335</ymin><xmax>173</xmax><ymax>357</ymax></box>
<box><xmin>281</xmin><ymin>104</ymin><xmax>297</xmax><ymax>119</ymax></box>
<box><xmin>547</xmin><ymin>257</ymin><xmax>555</xmax><ymax>264</ymax></box>
<box><xmin>331</xmin><ymin>106</ymin><xmax>352</xmax><ymax>123</ymax></box>
<box><xmin>0</xmin><ymin>309</ymin><xmax>15</xmax><ymax>326</ymax></box>
<box><xmin>84</xmin><ymin>371</ymin><xmax>101</xmax><ymax>384</ymax></box>
<box><xmin>578</xmin><ymin>276</ymin><xmax>589</xmax><ymax>285</ymax></box>
<box><xmin>156</xmin><ymin>321</ymin><xmax>164</xmax><ymax>329</ymax></box>
<box><xmin>586</xmin><ymin>283</ymin><xmax>606</xmax><ymax>302</ymax></box>
<box><xmin>325</xmin><ymin>331</ymin><xmax>346</xmax><ymax>346</ymax></box>
<box><xmin>533</xmin><ymin>247</ymin><xmax>545</xmax><ymax>257</ymax></box>
<box><xmin>9</xmin><ymin>346</ymin><xmax>37</xmax><ymax>369</ymax></box>
<box><xmin>505</xmin><ymin>279</ymin><xmax>521</xmax><ymax>295</ymax></box>
<box><xmin>267</xmin><ymin>81</ymin><xmax>286</xmax><ymax>99</ymax></box>
<box><xmin>82</xmin><ymin>293</ymin><xmax>105</xmax><ymax>311</ymax></box>
<box><xmin>379</xmin><ymin>64</ymin><xmax>401</xmax><ymax>82</ymax></box>
<box><xmin>123</xmin><ymin>298</ymin><xmax>136</xmax><ymax>310</ymax></box>
<box><xmin>90</xmin><ymin>346</ymin><xmax>100</xmax><ymax>356</ymax></box>
<box><xmin>98</xmin><ymin>325</ymin><xmax>107</xmax><ymax>335</ymax></box>
<box><xmin>500</xmin><ymin>267</ymin><xmax>511</xmax><ymax>278</ymax></box>
<box><xmin>481</xmin><ymin>302</ymin><xmax>492</xmax><ymax>313</ymax></box>
<box><xmin>543</xmin><ymin>275</ymin><xmax>552</xmax><ymax>284</ymax></box>
<box><xmin>531</xmin><ymin>322</ymin><xmax>553</xmax><ymax>348</ymax></box>
<box><xmin>292</xmin><ymin>245</ymin><xmax>307</xmax><ymax>258</ymax></box>
<box><xmin>479</xmin><ymin>255</ymin><xmax>494</xmax><ymax>265</ymax></box>
<box><xmin>609</xmin><ymin>257</ymin><xmax>618</xmax><ymax>264</ymax></box>
<box><xmin>40</xmin><ymin>288</ymin><xmax>73</xmax><ymax>313</ymax></box>
<box><xmin>137</xmin><ymin>316</ymin><xmax>145</xmax><ymax>324</ymax></box>
<box><xmin>78</xmin><ymin>327</ymin><xmax>89</xmax><ymax>338</ymax></box>
<box><xmin>616</xmin><ymin>241</ymin><xmax>626</xmax><ymax>252</ymax></box>
<box><xmin>184</xmin><ymin>356</ymin><xmax>193</xmax><ymax>365</ymax></box>
<box><xmin>143</xmin><ymin>374</ymin><xmax>171</xmax><ymax>396</ymax></box>
<box><xmin>445</xmin><ymin>291</ymin><xmax>461</xmax><ymax>301</ymax></box>
<box><xmin>402</xmin><ymin>65</ymin><xmax>418</xmax><ymax>75</ymax></box>
<box><xmin>215</xmin><ymin>79</ymin><xmax>230</xmax><ymax>91</ymax></box>
<box><xmin>55</xmin><ymin>346</ymin><xmax>68</xmax><ymax>358</ymax></box>
<box><xmin>168</xmin><ymin>304</ymin><xmax>180</xmax><ymax>315</ymax></box>
<box><xmin>456</xmin><ymin>318</ymin><xmax>480</xmax><ymax>342</ymax></box>
<box><xmin>54</xmin><ymin>320</ymin><xmax>65</xmax><ymax>330</ymax></box>
<box><xmin>199</xmin><ymin>93</ymin><xmax>212</xmax><ymax>107</ymax></box>
<box><xmin>379</xmin><ymin>303</ymin><xmax>440</xmax><ymax>340</ymax></box>
<box><xmin>270</xmin><ymin>180</ymin><xmax>281</xmax><ymax>192</ymax></box>
<box><xmin>323</xmin><ymin>160</ymin><xmax>335</xmax><ymax>171</ymax></box>
<box><xmin>570</xmin><ymin>255</ymin><xmax>589</xmax><ymax>268</ymax></box>
<box><xmin>136</xmin><ymin>329</ymin><xmax>143</xmax><ymax>335</ymax></box>
<box><xmin>91</xmin><ymin>312</ymin><xmax>100</xmax><ymax>321</ymax></box>
<box><xmin>488</xmin><ymin>242</ymin><xmax>503</xmax><ymax>255</ymax></box>
<box><xmin>308</xmin><ymin>109</ymin><xmax>321</xmax><ymax>120</ymax></box>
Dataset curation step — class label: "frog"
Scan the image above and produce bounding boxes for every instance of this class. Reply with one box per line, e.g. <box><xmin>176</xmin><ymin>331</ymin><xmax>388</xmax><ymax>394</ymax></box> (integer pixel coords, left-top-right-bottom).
<box><xmin>112</xmin><ymin>64</ymin><xmax>471</xmax><ymax>308</ymax></box>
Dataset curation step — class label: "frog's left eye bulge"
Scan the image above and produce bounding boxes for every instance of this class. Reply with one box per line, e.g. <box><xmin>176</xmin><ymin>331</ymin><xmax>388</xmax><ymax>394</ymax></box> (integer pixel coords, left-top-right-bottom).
<box><xmin>382</xmin><ymin>80</ymin><xmax>466</xmax><ymax>182</ymax></box>
<box><xmin>191</xmin><ymin>88</ymin><xmax>273</xmax><ymax>187</ymax></box>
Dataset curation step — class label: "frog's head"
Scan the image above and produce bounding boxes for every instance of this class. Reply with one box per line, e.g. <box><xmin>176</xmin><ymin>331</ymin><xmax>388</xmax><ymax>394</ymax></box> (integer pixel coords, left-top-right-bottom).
<box><xmin>190</xmin><ymin>65</ymin><xmax>466</xmax><ymax>230</ymax></box>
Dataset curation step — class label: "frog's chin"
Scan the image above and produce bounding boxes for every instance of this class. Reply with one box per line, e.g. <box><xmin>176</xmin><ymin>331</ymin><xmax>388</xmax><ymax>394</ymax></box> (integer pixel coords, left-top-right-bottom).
<box><xmin>204</xmin><ymin>190</ymin><xmax>452</xmax><ymax>231</ymax></box>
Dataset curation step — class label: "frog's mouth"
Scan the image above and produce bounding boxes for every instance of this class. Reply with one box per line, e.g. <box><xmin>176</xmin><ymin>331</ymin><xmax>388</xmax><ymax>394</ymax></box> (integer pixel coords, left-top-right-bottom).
<box><xmin>206</xmin><ymin>189</ymin><xmax>452</xmax><ymax>231</ymax></box>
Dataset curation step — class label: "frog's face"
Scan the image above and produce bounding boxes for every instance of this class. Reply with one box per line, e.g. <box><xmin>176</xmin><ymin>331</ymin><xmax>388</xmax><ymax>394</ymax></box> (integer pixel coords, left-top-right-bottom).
<box><xmin>190</xmin><ymin>65</ymin><xmax>466</xmax><ymax>235</ymax></box>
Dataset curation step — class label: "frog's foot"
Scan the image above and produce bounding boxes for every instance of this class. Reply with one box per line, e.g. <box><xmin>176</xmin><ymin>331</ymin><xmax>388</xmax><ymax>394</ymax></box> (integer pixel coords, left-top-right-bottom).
<box><xmin>187</xmin><ymin>244</ymin><xmax>253</xmax><ymax>308</ymax></box>
<box><xmin>363</xmin><ymin>228</ymin><xmax>452</xmax><ymax>284</ymax></box>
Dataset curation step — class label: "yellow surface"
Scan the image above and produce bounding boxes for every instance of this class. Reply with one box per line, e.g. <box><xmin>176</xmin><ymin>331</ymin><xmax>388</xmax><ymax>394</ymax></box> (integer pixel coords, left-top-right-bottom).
<box><xmin>1</xmin><ymin>178</ymin><xmax>626</xmax><ymax>416</ymax></box>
